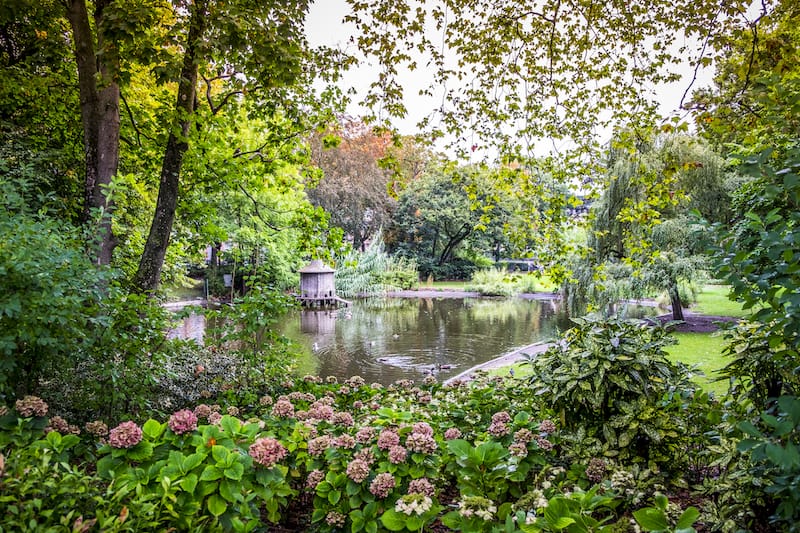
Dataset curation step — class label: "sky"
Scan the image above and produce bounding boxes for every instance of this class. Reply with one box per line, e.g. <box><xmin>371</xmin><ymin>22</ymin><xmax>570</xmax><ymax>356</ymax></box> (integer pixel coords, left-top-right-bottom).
<box><xmin>304</xmin><ymin>1</ymin><xmax>716</xmax><ymax>158</ymax></box>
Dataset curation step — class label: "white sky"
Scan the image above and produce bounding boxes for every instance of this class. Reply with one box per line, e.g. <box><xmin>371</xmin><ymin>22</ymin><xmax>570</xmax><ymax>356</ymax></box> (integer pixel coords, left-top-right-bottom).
<box><xmin>305</xmin><ymin>1</ymin><xmax>716</xmax><ymax>158</ymax></box>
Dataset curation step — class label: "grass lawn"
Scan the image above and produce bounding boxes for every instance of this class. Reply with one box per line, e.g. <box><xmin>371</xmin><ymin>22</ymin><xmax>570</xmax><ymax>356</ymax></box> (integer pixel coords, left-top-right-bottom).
<box><xmin>692</xmin><ymin>284</ymin><xmax>749</xmax><ymax>317</ymax></box>
<box><xmin>665</xmin><ymin>332</ymin><xmax>729</xmax><ymax>397</ymax></box>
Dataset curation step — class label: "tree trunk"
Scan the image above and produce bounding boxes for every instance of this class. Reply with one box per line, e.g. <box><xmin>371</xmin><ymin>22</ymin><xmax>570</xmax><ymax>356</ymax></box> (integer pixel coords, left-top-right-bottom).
<box><xmin>66</xmin><ymin>0</ymin><xmax>120</xmax><ymax>266</ymax></box>
<box><xmin>133</xmin><ymin>0</ymin><xmax>207</xmax><ymax>293</ymax></box>
<box><xmin>668</xmin><ymin>282</ymin><xmax>684</xmax><ymax>321</ymax></box>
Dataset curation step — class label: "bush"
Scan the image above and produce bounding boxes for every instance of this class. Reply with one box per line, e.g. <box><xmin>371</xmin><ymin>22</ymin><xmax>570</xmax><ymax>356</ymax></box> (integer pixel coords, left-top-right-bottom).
<box><xmin>526</xmin><ymin>315</ymin><xmax>700</xmax><ymax>464</ymax></box>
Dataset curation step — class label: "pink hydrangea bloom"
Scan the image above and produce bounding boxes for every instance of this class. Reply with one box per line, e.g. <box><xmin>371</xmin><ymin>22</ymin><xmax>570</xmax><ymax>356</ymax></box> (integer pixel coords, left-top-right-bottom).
<box><xmin>46</xmin><ymin>415</ymin><xmax>70</xmax><ymax>434</ymax></box>
<box><xmin>346</xmin><ymin>459</ymin><xmax>371</xmax><ymax>483</ymax></box>
<box><xmin>208</xmin><ymin>412</ymin><xmax>223</xmax><ymax>425</ymax></box>
<box><xmin>356</xmin><ymin>426</ymin><xmax>377</xmax><ymax>444</ymax></box>
<box><xmin>539</xmin><ymin>420</ymin><xmax>557</xmax><ymax>434</ymax></box>
<box><xmin>406</xmin><ymin>432</ymin><xmax>438</xmax><ymax>454</ymax></box>
<box><xmin>411</xmin><ymin>422</ymin><xmax>434</xmax><ymax>436</ymax></box>
<box><xmin>491</xmin><ymin>411</ymin><xmax>512</xmax><ymax>424</ymax></box>
<box><xmin>444</xmin><ymin>427</ymin><xmax>462</xmax><ymax>440</ymax></box>
<box><xmin>308</xmin><ymin>402</ymin><xmax>334</xmax><ymax>421</ymax></box>
<box><xmin>306</xmin><ymin>469</ymin><xmax>325</xmax><ymax>490</ymax></box>
<box><xmin>109</xmin><ymin>421</ymin><xmax>143</xmax><ymax>449</ymax></box>
<box><xmin>84</xmin><ymin>420</ymin><xmax>109</xmax><ymax>437</ymax></box>
<box><xmin>332</xmin><ymin>411</ymin><xmax>354</xmax><ymax>427</ymax></box>
<box><xmin>271</xmin><ymin>399</ymin><xmax>295</xmax><ymax>418</ymax></box>
<box><xmin>336</xmin><ymin>434</ymin><xmax>356</xmax><ymax>449</ymax></box>
<box><xmin>15</xmin><ymin>395</ymin><xmax>48</xmax><ymax>417</ymax></box>
<box><xmin>249</xmin><ymin>437</ymin><xmax>288</xmax><ymax>467</ymax></box>
<box><xmin>354</xmin><ymin>448</ymin><xmax>376</xmax><ymax>465</ymax></box>
<box><xmin>308</xmin><ymin>435</ymin><xmax>332</xmax><ymax>456</ymax></box>
<box><xmin>388</xmin><ymin>445</ymin><xmax>407</xmax><ymax>464</ymax></box>
<box><xmin>377</xmin><ymin>429</ymin><xmax>400</xmax><ymax>450</ymax></box>
<box><xmin>514</xmin><ymin>428</ymin><xmax>534</xmax><ymax>443</ymax></box>
<box><xmin>194</xmin><ymin>404</ymin><xmax>213</xmax><ymax>420</ymax></box>
<box><xmin>408</xmin><ymin>477</ymin><xmax>435</xmax><ymax>497</ymax></box>
<box><xmin>168</xmin><ymin>409</ymin><xmax>198</xmax><ymax>435</ymax></box>
<box><xmin>487</xmin><ymin>422</ymin><xmax>510</xmax><ymax>438</ymax></box>
<box><xmin>535</xmin><ymin>436</ymin><xmax>554</xmax><ymax>451</ymax></box>
<box><xmin>369</xmin><ymin>472</ymin><xmax>396</xmax><ymax>498</ymax></box>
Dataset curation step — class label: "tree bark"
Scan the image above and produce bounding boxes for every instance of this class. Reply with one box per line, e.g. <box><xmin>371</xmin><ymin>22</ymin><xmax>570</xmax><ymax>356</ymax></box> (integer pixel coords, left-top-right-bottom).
<box><xmin>668</xmin><ymin>282</ymin><xmax>684</xmax><ymax>321</ymax></box>
<box><xmin>133</xmin><ymin>0</ymin><xmax>207</xmax><ymax>293</ymax></box>
<box><xmin>66</xmin><ymin>0</ymin><xmax>120</xmax><ymax>266</ymax></box>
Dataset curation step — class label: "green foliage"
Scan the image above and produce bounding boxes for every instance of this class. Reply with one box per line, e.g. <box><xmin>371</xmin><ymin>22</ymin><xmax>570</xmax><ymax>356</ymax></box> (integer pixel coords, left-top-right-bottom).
<box><xmin>527</xmin><ymin>315</ymin><xmax>698</xmax><ymax>463</ymax></box>
<box><xmin>738</xmin><ymin>395</ymin><xmax>800</xmax><ymax>530</ymax></box>
<box><xmin>633</xmin><ymin>493</ymin><xmax>700</xmax><ymax>533</ymax></box>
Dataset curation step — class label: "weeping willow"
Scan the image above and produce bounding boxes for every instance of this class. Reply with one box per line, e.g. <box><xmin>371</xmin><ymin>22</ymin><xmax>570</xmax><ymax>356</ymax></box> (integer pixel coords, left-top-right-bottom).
<box><xmin>334</xmin><ymin>234</ymin><xmax>418</xmax><ymax>297</ymax></box>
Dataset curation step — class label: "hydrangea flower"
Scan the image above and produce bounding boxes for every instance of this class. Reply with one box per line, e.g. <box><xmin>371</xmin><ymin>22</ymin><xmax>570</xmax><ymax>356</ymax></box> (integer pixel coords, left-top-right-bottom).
<box><xmin>395</xmin><ymin>494</ymin><xmax>434</xmax><ymax>516</ymax></box>
<box><xmin>259</xmin><ymin>395</ymin><xmax>273</xmax><ymax>406</ymax></box>
<box><xmin>356</xmin><ymin>426</ymin><xmax>377</xmax><ymax>444</ymax></box>
<box><xmin>15</xmin><ymin>395</ymin><xmax>48</xmax><ymax>417</ymax></box>
<box><xmin>194</xmin><ymin>404</ymin><xmax>213</xmax><ymax>420</ymax></box>
<box><xmin>109</xmin><ymin>421</ymin><xmax>143</xmax><ymax>449</ymax></box>
<box><xmin>306</xmin><ymin>469</ymin><xmax>325</xmax><ymax>490</ymax></box>
<box><xmin>249</xmin><ymin>437</ymin><xmax>287</xmax><ymax>467</ymax></box>
<box><xmin>332</xmin><ymin>411</ymin><xmax>354</xmax><ymax>427</ymax></box>
<box><xmin>354</xmin><ymin>448</ymin><xmax>376</xmax><ymax>465</ymax></box>
<box><xmin>444</xmin><ymin>427</ymin><xmax>462</xmax><ymax>440</ymax></box>
<box><xmin>491</xmin><ymin>411</ymin><xmax>511</xmax><ymax>424</ymax></box>
<box><xmin>308</xmin><ymin>435</ymin><xmax>332</xmax><ymax>456</ymax></box>
<box><xmin>539</xmin><ymin>419</ymin><xmax>557</xmax><ymax>434</ymax></box>
<box><xmin>408</xmin><ymin>477</ymin><xmax>435</xmax><ymax>497</ymax></box>
<box><xmin>336</xmin><ymin>434</ymin><xmax>357</xmax><ymax>449</ymax></box>
<box><xmin>369</xmin><ymin>472</ymin><xmax>396</xmax><ymax>498</ymax></box>
<box><xmin>377</xmin><ymin>429</ymin><xmax>400</xmax><ymax>450</ymax></box>
<box><xmin>271</xmin><ymin>399</ymin><xmax>295</xmax><ymax>418</ymax></box>
<box><xmin>411</xmin><ymin>422</ymin><xmax>433</xmax><ymax>436</ymax></box>
<box><xmin>46</xmin><ymin>415</ymin><xmax>70</xmax><ymax>434</ymax></box>
<box><xmin>84</xmin><ymin>420</ymin><xmax>109</xmax><ymax>437</ymax></box>
<box><xmin>388</xmin><ymin>445</ymin><xmax>407</xmax><ymax>464</ymax></box>
<box><xmin>487</xmin><ymin>421</ymin><xmax>510</xmax><ymax>437</ymax></box>
<box><xmin>346</xmin><ymin>459</ymin><xmax>371</xmax><ymax>483</ymax></box>
<box><xmin>168</xmin><ymin>409</ymin><xmax>198</xmax><ymax>435</ymax></box>
<box><xmin>326</xmin><ymin>511</ymin><xmax>346</xmax><ymax>527</ymax></box>
<box><xmin>457</xmin><ymin>496</ymin><xmax>497</xmax><ymax>521</ymax></box>
<box><xmin>406</xmin><ymin>432</ymin><xmax>437</xmax><ymax>454</ymax></box>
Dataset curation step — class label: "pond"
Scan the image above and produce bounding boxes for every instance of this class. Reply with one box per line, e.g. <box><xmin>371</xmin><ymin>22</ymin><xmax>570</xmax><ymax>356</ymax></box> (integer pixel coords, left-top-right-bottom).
<box><xmin>171</xmin><ymin>295</ymin><xmax>657</xmax><ymax>385</ymax></box>
<box><xmin>278</xmin><ymin>296</ymin><xmax>571</xmax><ymax>384</ymax></box>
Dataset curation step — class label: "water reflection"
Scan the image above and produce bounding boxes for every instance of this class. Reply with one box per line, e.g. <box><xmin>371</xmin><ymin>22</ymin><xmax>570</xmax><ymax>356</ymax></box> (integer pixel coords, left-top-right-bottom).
<box><xmin>169</xmin><ymin>297</ymin><xmax>657</xmax><ymax>386</ymax></box>
<box><xmin>278</xmin><ymin>297</ymin><xmax>573</xmax><ymax>384</ymax></box>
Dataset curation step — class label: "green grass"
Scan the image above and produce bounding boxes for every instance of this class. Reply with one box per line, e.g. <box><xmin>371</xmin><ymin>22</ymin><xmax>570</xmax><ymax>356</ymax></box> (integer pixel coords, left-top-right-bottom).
<box><xmin>692</xmin><ymin>284</ymin><xmax>749</xmax><ymax>317</ymax></box>
<box><xmin>665</xmin><ymin>332</ymin><xmax>729</xmax><ymax>396</ymax></box>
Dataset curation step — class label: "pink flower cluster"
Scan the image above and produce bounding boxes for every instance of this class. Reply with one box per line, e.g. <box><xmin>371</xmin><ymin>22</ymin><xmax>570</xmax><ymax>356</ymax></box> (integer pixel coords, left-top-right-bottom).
<box><xmin>168</xmin><ymin>409</ymin><xmax>198</xmax><ymax>435</ymax></box>
<box><xmin>109</xmin><ymin>421</ymin><xmax>143</xmax><ymax>449</ymax></box>
<box><xmin>15</xmin><ymin>395</ymin><xmax>48</xmax><ymax>417</ymax></box>
<box><xmin>408</xmin><ymin>477</ymin><xmax>435</xmax><ymax>497</ymax></box>
<box><xmin>194</xmin><ymin>404</ymin><xmax>213</xmax><ymax>420</ymax></box>
<box><xmin>332</xmin><ymin>411</ymin><xmax>354</xmax><ymax>427</ymax></box>
<box><xmin>307</xmin><ymin>402</ymin><xmax>334</xmax><ymax>421</ymax></box>
<box><xmin>356</xmin><ymin>426</ymin><xmax>377</xmax><ymax>444</ymax></box>
<box><xmin>377</xmin><ymin>429</ymin><xmax>400</xmax><ymax>450</ymax></box>
<box><xmin>444</xmin><ymin>427</ymin><xmax>462</xmax><ymax>440</ymax></box>
<box><xmin>249</xmin><ymin>437</ymin><xmax>287</xmax><ymax>467</ymax></box>
<box><xmin>539</xmin><ymin>420</ymin><xmax>556</xmax><ymax>434</ymax></box>
<box><xmin>271</xmin><ymin>399</ymin><xmax>295</xmax><ymax>418</ymax></box>
<box><xmin>336</xmin><ymin>434</ymin><xmax>356</xmax><ymax>449</ymax></box>
<box><xmin>406</xmin><ymin>432</ymin><xmax>437</xmax><ymax>454</ymax></box>
<box><xmin>388</xmin><ymin>445</ymin><xmax>407</xmax><ymax>464</ymax></box>
<box><xmin>306</xmin><ymin>469</ymin><xmax>325</xmax><ymax>490</ymax></box>
<box><xmin>346</xmin><ymin>458</ymin><xmax>371</xmax><ymax>483</ymax></box>
<box><xmin>326</xmin><ymin>511</ymin><xmax>346</xmax><ymax>527</ymax></box>
<box><xmin>354</xmin><ymin>448</ymin><xmax>376</xmax><ymax>465</ymax></box>
<box><xmin>308</xmin><ymin>435</ymin><xmax>332</xmax><ymax>456</ymax></box>
<box><xmin>369</xmin><ymin>472</ymin><xmax>396</xmax><ymax>498</ymax></box>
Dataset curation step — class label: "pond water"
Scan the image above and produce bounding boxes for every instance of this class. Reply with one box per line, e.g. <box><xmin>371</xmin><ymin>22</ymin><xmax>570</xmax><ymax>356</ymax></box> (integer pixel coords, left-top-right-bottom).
<box><xmin>278</xmin><ymin>296</ymin><xmax>572</xmax><ymax>384</ymax></box>
<box><xmin>170</xmin><ymin>296</ymin><xmax>657</xmax><ymax>385</ymax></box>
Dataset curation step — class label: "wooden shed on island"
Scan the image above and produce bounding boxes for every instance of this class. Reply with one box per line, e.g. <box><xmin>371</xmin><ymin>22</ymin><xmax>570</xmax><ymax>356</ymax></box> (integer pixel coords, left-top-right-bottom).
<box><xmin>297</xmin><ymin>260</ymin><xmax>350</xmax><ymax>307</ymax></box>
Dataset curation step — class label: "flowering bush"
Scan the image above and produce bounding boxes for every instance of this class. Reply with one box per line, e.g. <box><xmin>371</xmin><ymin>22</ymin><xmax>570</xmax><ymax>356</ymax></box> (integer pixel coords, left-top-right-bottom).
<box><xmin>108</xmin><ymin>421</ymin><xmax>143</xmax><ymax>449</ymax></box>
<box><xmin>168</xmin><ymin>409</ymin><xmax>198</xmax><ymax>435</ymax></box>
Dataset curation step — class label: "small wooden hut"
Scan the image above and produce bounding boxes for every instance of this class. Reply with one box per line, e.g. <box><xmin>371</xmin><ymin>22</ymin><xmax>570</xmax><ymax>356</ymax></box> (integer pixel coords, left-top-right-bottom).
<box><xmin>297</xmin><ymin>260</ymin><xmax>350</xmax><ymax>307</ymax></box>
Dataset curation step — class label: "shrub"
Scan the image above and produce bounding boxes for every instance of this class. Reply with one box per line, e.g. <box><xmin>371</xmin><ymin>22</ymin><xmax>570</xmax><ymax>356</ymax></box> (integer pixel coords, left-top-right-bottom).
<box><xmin>526</xmin><ymin>315</ymin><xmax>700</xmax><ymax>464</ymax></box>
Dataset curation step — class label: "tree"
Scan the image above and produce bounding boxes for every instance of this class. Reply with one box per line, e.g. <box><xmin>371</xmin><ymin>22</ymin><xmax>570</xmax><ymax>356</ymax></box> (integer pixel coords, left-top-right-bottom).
<box><xmin>388</xmin><ymin>164</ymin><xmax>510</xmax><ymax>279</ymax></box>
<box><xmin>2</xmin><ymin>0</ymin><xmax>347</xmax><ymax>292</ymax></box>
<box><xmin>307</xmin><ymin>117</ymin><xmax>398</xmax><ymax>251</ymax></box>
<box><xmin>572</xmin><ymin>135</ymin><xmax>729</xmax><ymax>319</ymax></box>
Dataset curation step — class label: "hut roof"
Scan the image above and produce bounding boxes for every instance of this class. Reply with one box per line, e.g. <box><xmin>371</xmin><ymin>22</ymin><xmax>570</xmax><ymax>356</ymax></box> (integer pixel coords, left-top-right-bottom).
<box><xmin>299</xmin><ymin>259</ymin><xmax>335</xmax><ymax>274</ymax></box>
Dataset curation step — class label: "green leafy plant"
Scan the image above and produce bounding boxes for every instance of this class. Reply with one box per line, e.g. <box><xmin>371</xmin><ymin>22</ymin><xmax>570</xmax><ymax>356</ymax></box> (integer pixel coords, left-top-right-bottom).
<box><xmin>633</xmin><ymin>493</ymin><xmax>700</xmax><ymax>533</ymax></box>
